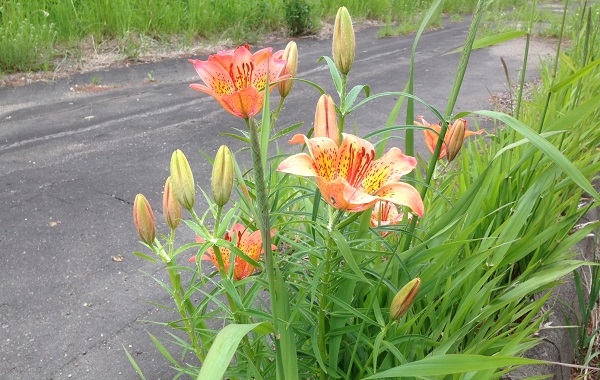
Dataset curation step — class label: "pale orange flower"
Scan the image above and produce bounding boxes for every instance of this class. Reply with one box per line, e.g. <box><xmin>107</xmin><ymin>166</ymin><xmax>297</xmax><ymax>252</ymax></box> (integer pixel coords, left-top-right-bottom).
<box><xmin>190</xmin><ymin>224</ymin><xmax>277</xmax><ymax>280</ymax></box>
<box><xmin>277</xmin><ymin>133</ymin><xmax>424</xmax><ymax>215</ymax></box>
<box><xmin>370</xmin><ymin>201</ymin><xmax>412</xmax><ymax>237</ymax></box>
<box><xmin>189</xmin><ymin>44</ymin><xmax>289</xmax><ymax>118</ymax></box>
<box><xmin>416</xmin><ymin>116</ymin><xmax>484</xmax><ymax>160</ymax></box>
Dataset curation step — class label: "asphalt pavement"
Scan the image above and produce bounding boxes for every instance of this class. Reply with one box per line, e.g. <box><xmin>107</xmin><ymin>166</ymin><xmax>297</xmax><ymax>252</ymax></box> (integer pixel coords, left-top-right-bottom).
<box><xmin>0</xmin><ymin>18</ymin><xmax>554</xmax><ymax>379</ymax></box>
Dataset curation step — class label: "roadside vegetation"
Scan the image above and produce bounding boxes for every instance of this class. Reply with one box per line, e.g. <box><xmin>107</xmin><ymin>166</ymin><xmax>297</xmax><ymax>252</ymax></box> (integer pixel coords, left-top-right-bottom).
<box><xmin>0</xmin><ymin>0</ymin><xmax>591</xmax><ymax>76</ymax></box>
<box><xmin>127</xmin><ymin>1</ymin><xmax>599</xmax><ymax>378</ymax></box>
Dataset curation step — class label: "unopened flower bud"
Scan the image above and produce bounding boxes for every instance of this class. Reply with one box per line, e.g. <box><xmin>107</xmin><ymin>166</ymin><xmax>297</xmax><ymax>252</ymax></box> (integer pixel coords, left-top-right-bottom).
<box><xmin>390</xmin><ymin>278</ymin><xmax>421</xmax><ymax>321</ymax></box>
<box><xmin>278</xmin><ymin>41</ymin><xmax>298</xmax><ymax>98</ymax></box>
<box><xmin>332</xmin><ymin>6</ymin><xmax>355</xmax><ymax>75</ymax></box>
<box><xmin>133</xmin><ymin>194</ymin><xmax>156</xmax><ymax>245</ymax></box>
<box><xmin>446</xmin><ymin>118</ymin><xmax>467</xmax><ymax>162</ymax></box>
<box><xmin>170</xmin><ymin>149</ymin><xmax>195</xmax><ymax>210</ymax></box>
<box><xmin>212</xmin><ymin>145</ymin><xmax>234</xmax><ymax>206</ymax></box>
<box><xmin>314</xmin><ymin>94</ymin><xmax>340</xmax><ymax>146</ymax></box>
<box><xmin>163</xmin><ymin>177</ymin><xmax>182</xmax><ymax>230</ymax></box>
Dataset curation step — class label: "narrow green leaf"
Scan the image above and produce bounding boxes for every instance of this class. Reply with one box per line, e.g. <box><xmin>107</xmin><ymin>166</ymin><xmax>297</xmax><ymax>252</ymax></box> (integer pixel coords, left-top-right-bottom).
<box><xmin>363</xmin><ymin>354</ymin><xmax>546</xmax><ymax>378</ymax></box>
<box><xmin>550</xmin><ymin>57</ymin><xmax>600</xmax><ymax>93</ymax></box>
<box><xmin>446</xmin><ymin>31</ymin><xmax>528</xmax><ymax>55</ymax></box>
<box><xmin>132</xmin><ymin>251</ymin><xmax>160</xmax><ymax>262</ymax></box>
<box><xmin>148</xmin><ymin>333</ymin><xmax>180</xmax><ymax>367</ymax></box>
<box><xmin>196</xmin><ymin>322</ymin><xmax>268</xmax><ymax>380</ymax></box>
<box><xmin>330</xmin><ymin>230</ymin><xmax>369</xmax><ymax>283</ymax></box>
<box><xmin>343</xmin><ymin>84</ymin><xmax>370</xmax><ymax>113</ymax></box>
<box><xmin>123</xmin><ymin>346</ymin><xmax>148</xmax><ymax>380</ymax></box>
<box><xmin>477</xmin><ymin>110</ymin><xmax>600</xmax><ymax>201</ymax></box>
<box><xmin>318</xmin><ymin>56</ymin><xmax>343</xmax><ymax>95</ymax></box>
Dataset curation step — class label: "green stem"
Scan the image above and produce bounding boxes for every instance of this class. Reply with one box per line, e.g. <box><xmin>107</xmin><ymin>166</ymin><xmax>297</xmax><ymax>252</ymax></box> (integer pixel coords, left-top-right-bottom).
<box><xmin>339</xmin><ymin>73</ymin><xmax>347</xmax><ymax>139</ymax></box>
<box><xmin>165</xmin><ymin>259</ymin><xmax>204</xmax><ymax>363</ymax></box>
<box><xmin>358</xmin><ymin>321</ymin><xmax>393</xmax><ymax>378</ymax></box>
<box><xmin>247</xmin><ymin>117</ymin><xmax>297</xmax><ymax>380</ymax></box>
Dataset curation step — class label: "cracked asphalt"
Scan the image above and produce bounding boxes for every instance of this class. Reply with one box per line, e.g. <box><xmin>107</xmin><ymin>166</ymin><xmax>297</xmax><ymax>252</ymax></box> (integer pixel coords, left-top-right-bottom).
<box><xmin>0</xmin><ymin>18</ymin><xmax>555</xmax><ymax>379</ymax></box>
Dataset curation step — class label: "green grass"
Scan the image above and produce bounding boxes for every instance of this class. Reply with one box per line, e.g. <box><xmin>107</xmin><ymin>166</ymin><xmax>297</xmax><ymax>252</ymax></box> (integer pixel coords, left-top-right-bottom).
<box><xmin>0</xmin><ymin>0</ymin><xmax>578</xmax><ymax>75</ymax></box>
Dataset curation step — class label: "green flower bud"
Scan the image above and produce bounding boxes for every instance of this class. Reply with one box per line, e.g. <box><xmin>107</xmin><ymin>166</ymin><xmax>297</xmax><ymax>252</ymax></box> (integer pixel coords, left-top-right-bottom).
<box><xmin>212</xmin><ymin>145</ymin><xmax>234</xmax><ymax>206</ymax></box>
<box><xmin>170</xmin><ymin>149</ymin><xmax>195</xmax><ymax>210</ymax></box>
<box><xmin>133</xmin><ymin>194</ymin><xmax>156</xmax><ymax>245</ymax></box>
<box><xmin>278</xmin><ymin>41</ymin><xmax>298</xmax><ymax>99</ymax></box>
<box><xmin>163</xmin><ymin>177</ymin><xmax>182</xmax><ymax>230</ymax></box>
<box><xmin>390</xmin><ymin>278</ymin><xmax>421</xmax><ymax>321</ymax></box>
<box><xmin>332</xmin><ymin>6</ymin><xmax>355</xmax><ymax>75</ymax></box>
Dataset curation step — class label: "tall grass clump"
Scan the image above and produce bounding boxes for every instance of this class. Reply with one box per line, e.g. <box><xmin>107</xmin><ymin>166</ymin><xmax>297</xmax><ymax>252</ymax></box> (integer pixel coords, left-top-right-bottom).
<box><xmin>0</xmin><ymin>1</ymin><xmax>58</xmax><ymax>72</ymax></box>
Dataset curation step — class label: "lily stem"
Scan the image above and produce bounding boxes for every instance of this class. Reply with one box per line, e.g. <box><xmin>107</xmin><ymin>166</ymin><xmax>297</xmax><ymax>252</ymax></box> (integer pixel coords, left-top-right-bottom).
<box><xmin>247</xmin><ymin>117</ymin><xmax>296</xmax><ymax>379</ymax></box>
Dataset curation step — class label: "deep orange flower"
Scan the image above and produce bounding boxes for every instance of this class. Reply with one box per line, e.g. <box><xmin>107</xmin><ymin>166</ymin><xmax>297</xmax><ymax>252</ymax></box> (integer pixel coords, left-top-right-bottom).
<box><xmin>190</xmin><ymin>224</ymin><xmax>277</xmax><ymax>280</ymax></box>
<box><xmin>370</xmin><ymin>201</ymin><xmax>412</xmax><ymax>237</ymax></box>
<box><xmin>416</xmin><ymin>116</ymin><xmax>484</xmax><ymax>160</ymax></box>
<box><xmin>277</xmin><ymin>133</ymin><xmax>424</xmax><ymax>215</ymax></box>
<box><xmin>189</xmin><ymin>44</ymin><xmax>289</xmax><ymax>118</ymax></box>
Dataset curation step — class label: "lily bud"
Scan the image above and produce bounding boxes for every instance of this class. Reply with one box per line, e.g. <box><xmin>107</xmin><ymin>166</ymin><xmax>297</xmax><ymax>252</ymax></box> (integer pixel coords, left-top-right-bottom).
<box><xmin>390</xmin><ymin>278</ymin><xmax>421</xmax><ymax>321</ymax></box>
<box><xmin>133</xmin><ymin>194</ymin><xmax>156</xmax><ymax>246</ymax></box>
<box><xmin>212</xmin><ymin>145</ymin><xmax>234</xmax><ymax>206</ymax></box>
<box><xmin>446</xmin><ymin>118</ymin><xmax>467</xmax><ymax>162</ymax></box>
<box><xmin>314</xmin><ymin>94</ymin><xmax>340</xmax><ymax>146</ymax></box>
<box><xmin>170</xmin><ymin>149</ymin><xmax>195</xmax><ymax>210</ymax></box>
<box><xmin>278</xmin><ymin>41</ymin><xmax>298</xmax><ymax>98</ymax></box>
<box><xmin>332</xmin><ymin>6</ymin><xmax>355</xmax><ymax>75</ymax></box>
<box><xmin>163</xmin><ymin>177</ymin><xmax>182</xmax><ymax>230</ymax></box>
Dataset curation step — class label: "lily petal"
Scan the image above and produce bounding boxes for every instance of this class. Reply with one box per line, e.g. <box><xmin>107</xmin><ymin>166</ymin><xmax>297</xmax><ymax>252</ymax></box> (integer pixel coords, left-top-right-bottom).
<box><xmin>189</xmin><ymin>59</ymin><xmax>235</xmax><ymax>95</ymax></box>
<box><xmin>319</xmin><ymin>177</ymin><xmax>379</xmax><ymax>212</ymax></box>
<box><xmin>376</xmin><ymin>182</ymin><xmax>424</xmax><ymax>217</ymax></box>
<box><xmin>360</xmin><ymin>147</ymin><xmax>417</xmax><ymax>194</ymax></box>
<box><xmin>277</xmin><ymin>153</ymin><xmax>320</xmax><ymax>177</ymax></box>
<box><xmin>336</xmin><ymin>134</ymin><xmax>375</xmax><ymax>186</ymax></box>
<box><xmin>221</xmin><ymin>86</ymin><xmax>262</xmax><ymax>118</ymax></box>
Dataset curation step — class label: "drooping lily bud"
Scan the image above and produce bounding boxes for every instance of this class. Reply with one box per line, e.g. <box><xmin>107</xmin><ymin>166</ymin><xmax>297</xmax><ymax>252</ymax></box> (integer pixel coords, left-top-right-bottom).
<box><xmin>314</xmin><ymin>94</ymin><xmax>340</xmax><ymax>146</ymax></box>
<box><xmin>133</xmin><ymin>194</ymin><xmax>156</xmax><ymax>246</ymax></box>
<box><xmin>212</xmin><ymin>145</ymin><xmax>234</xmax><ymax>206</ymax></box>
<box><xmin>278</xmin><ymin>41</ymin><xmax>298</xmax><ymax>99</ymax></box>
<box><xmin>390</xmin><ymin>278</ymin><xmax>421</xmax><ymax>321</ymax></box>
<box><xmin>163</xmin><ymin>177</ymin><xmax>182</xmax><ymax>230</ymax></box>
<box><xmin>170</xmin><ymin>149</ymin><xmax>195</xmax><ymax>210</ymax></box>
<box><xmin>332</xmin><ymin>6</ymin><xmax>355</xmax><ymax>75</ymax></box>
<box><xmin>446</xmin><ymin>118</ymin><xmax>467</xmax><ymax>162</ymax></box>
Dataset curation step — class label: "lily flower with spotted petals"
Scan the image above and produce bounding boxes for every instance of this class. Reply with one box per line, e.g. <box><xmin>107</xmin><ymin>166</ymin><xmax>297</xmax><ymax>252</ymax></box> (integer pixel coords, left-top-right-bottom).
<box><xmin>190</xmin><ymin>224</ymin><xmax>277</xmax><ymax>280</ymax></box>
<box><xmin>189</xmin><ymin>44</ymin><xmax>289</xmax><ymax>118</ymax></box>
<box><xmin>370</xmin><ymin>201</ymin><xmax>412</xmax><ymax>237</ymax></box>
<box><xmin>416</xmin><ymin>116</ymin><xmax>484</xmax><ymax>160</ymax></box>
<box><xmin>277</xmin><ymin>133</ymin><xmax>424</xmax><ymax>215</ymax></box>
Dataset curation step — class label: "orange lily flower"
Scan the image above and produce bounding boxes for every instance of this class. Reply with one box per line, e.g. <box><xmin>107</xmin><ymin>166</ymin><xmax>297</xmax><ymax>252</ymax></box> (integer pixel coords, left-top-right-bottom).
<box><xmin>370</xmin><ymin>201</ymin><xmax>412</xmax><ymax>237</ymax></box>
<box><xmin>190</xmin><ymin>224</ymin><xmax>277</xmax><ymax>280</ymax></box>
<box><xmin>189</xmin><ymin>44</ymin><xmax>289</xmax><ymax>118</ymax></box>
<box><xmin>416</xmin><ymin>116</ymin><xmax>484</xmax><ymax>160</ymax></box>
<box><xmin>277</xmin><ymin>133</ymin><xmax>424</xmax><ymax>215</ymax></box>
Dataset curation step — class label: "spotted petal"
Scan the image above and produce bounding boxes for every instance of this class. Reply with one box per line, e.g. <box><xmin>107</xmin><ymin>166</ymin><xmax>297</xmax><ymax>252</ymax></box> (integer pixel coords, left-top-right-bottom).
<box><xmin>220</xmin><ymin>86</ymin><xmax>262</xmax><ymax>118</ymax></box>
<box><xmin>318</xmin><ymin>177</ymin><xmax>379</xmax><ymax>212</ymax></box>
<box><xmin>189</xmin><ymin>59</ymin><xmax>235</xmax><ymax>95</ymax></box>
<box><xmin>376</xmin><ymin>182</ymin><xmax>424</xmax><ymax>217</ymax></box>
<box><xmin>360</xmin><ymin>147</ymin><xmax>416</xmax><ymax>194</ymax></box>
<box><xmin>336</xmin><ymin>133</ymin><xmax>375</xmax><ymax>186</ymax></box>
